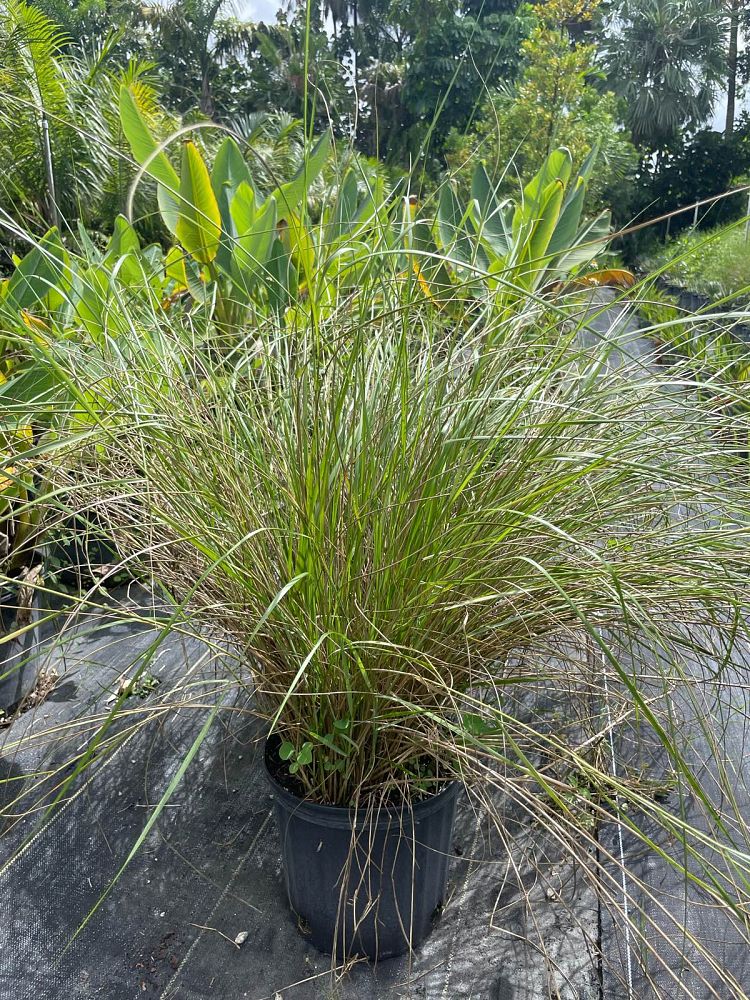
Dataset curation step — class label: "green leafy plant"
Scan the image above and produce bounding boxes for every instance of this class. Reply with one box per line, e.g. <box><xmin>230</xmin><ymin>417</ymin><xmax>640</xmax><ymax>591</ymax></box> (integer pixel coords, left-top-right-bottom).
<box><xmin>3</xmin><ymin>66</ymin><xmax>750</xmax><ymax>986</ymax></box>
<box><xmin>426</xmin><ymin>145</ymin><xmax>631</xmax><ymax>316</ymax></box>
<box><xmin>445</xmin><ymin>0</ymin><xmax>637</xmax><ymax>214</ymax></box>
<box><xmin>119</xmin><ymin>81</ymin><xmax>395</xmax><ymax>331</ymax></box>
<box><xmin>279</xmin><ymin>739</ymin><xmax>313</xmax><ymax>775</ymax></box>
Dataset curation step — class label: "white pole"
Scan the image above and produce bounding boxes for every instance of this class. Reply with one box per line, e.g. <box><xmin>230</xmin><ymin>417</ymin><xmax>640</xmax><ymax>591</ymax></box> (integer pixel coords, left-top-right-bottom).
<box><xmin>41</xmin><ymin>114</ymin><xmax>59</xmax><ymax>230</ymax></box>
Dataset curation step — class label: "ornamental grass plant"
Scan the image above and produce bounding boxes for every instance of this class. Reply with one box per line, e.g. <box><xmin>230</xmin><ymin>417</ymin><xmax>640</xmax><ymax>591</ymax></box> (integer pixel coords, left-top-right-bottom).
<box><xmin>3</xmin><ymin>129</ymin><xmax>750</xmax><ymax>991</ymax></box>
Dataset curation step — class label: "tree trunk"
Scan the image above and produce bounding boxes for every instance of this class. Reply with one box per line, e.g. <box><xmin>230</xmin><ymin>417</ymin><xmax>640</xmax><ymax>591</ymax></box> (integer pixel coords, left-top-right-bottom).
<box><xmin>725</xmin><ymin>0</ymin><xmax>739</xmax><ymax>135</ymax></box>
<box><xmin>200</xmin><ymin>57</ymin><xmax>214</xmax><ymax>118</ymax></box>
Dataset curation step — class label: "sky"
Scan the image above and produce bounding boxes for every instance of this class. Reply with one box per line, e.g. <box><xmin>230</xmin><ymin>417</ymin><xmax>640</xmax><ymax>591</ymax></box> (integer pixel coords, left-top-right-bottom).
<box><xmin>233</xmin><ymin>0</ymin><xmax>282</xmax><ymax>22</ymax></box>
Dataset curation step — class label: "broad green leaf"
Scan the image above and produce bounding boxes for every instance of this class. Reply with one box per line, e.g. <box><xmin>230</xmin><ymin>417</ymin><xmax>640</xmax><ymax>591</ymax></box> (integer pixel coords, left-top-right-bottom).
<box><xmin>569</xmin><ymin>143</ymin><xmax>600</xmax><ymax>201</ymax></box>
<box><xmin>471</xmin><ymin>162</ymin><xmax>495</xmax><ymax>217</ymax></box>
<box><xmin>513</xmin><ymin>148</ymin><xmax>572</xmax><ymax>240</ymax></box>
<box><xmin>471</xmin><ymin>164</ymin><xmax>513</xmax><ymax>258</ymax></box>
<box><xmin>212</xmin><ymin>137</ymin><xmax>253</xmax><ymax>275</ymax></box>
<box><xmin>349</xmin><ymin>176</ymin><xmax>388</xmax><ymax>236</ymax></box>
<box><xmin>119</xmin><ymin>86</ymin><xmax>178</xmax><ymax>191</ymax></box>
<box><xmin>73</xmin><ymin>264</ymin><xmax>121</xmax><ymax>340</ymax></box>
<box><xmin>279</xmin><ymin>211</ymin><xmax>314</xmax><ymax>282</ymax></box>
<box><xmin>5</xmin><ymin>228</ymin><xmax>70</xmax><ymax>313</ymax></box>
<box><xmin>437</xmin><ymin>184</ymin><xmax>474</xmax><ymax>265</ymax></box>
<box><xmin>546</xmin><ymin>177</ymin><xmax>586</xmax><ymax>258</ymax></box>
<box><xmin>265</xmin><ymin>237</ymin><xmax>297</xmax><ymax>315</ymax></box>
<box><xmin>176</xmin><ymin>141</ymin><xmax>222</xmax><ymax>266</ymax></box>
<box><xmin>522</xmin><ymin>147</ymin><xmax>573</xmax><ymax>208</ymax></box>
<box><xmin>104</xmin><ymin>215</ymin><xmax>141</xmax><ymax>263</ymax></box>
<box><xmin>76</xmin><ymin>221</ymin><xmax>102</xmax><ymax>264</ymax></box>
<box><xmin>165</xmin><ymin>246</ymin><xmax>188</xmax><ymax>289</ymax></box>
<box><xmin>231</xmin><ymin>194</ymin><xmax>277</xmax><ymax>293</ymax></box>
<box><xmin>552</xmin><ymin>210</ymin><xmax>611</xmax><ymax>275</ymax></box>
<box><xmin>323</xmin><ymin>169</ymin><xmax>359</xmax><ymax>247</ymax></box>
<box><xmin>119</xmin><ymin>85</ymin><xmax>180</xmax><ymax>234</ymax></box>
<box><xmin>528</xmin><ymin>178</ymin><xmax>565</xmax><ymax>266</ymax></box>
<box><xmin>183</xmin><ymin>256</ymin><xmax>209</xmax><ymax>303</ymax></box>
<box><xmin>273</xmin><ymin>131</ymin><xmax>332</xmax><ymax>215</ymax></box>
<box><xmin>229</xmin><ymin>181</ymin><xmax>257</xmax><ymax>237</ymax></box>
<box><xmin>211</xmin><ymin>137</ymin><xmax>253</xmax><ymax>202</ymax></box>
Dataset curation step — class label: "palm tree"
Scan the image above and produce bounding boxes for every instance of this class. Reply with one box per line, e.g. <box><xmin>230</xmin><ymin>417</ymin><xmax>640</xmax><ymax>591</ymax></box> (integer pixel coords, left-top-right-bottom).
<box><xmin>0</xmin><ymin>0</ymin><xmax>170</xmax><ymax>236</ymax></box>
<box><xmin>603</xmin><ymin>0</ymin><xmax>725</xmax><ymax>152</ymax></box>
<box><xmin>724</xmin><ymin>0</ymin><xmax>739</xmax><ymax>134</ymax></box>
<box><xmin>142</xmin><ymin>0</ymin><xmax>254</xmax><ymax>118</ymax></box>
<box><xmin>0</xmin><ymin>0</ymin><xmax>68</xmax><ymax>227</ymax></box>
<box><xmin>323</xmin><ymin>0</ymin><xmax>350</xmax><ymax>41</ymax></box>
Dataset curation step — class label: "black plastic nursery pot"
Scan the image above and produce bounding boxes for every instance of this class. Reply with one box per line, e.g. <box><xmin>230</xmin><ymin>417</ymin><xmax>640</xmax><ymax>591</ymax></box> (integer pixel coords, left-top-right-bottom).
<box><xmin>265</xmin><ymin>743</ymin><xmax>459</xmax><ymax>961</ymax></box>
<box><xmin>0</xmin><ymin>570</ymin><xmax>42</xmax><ymax>710</ymax></box>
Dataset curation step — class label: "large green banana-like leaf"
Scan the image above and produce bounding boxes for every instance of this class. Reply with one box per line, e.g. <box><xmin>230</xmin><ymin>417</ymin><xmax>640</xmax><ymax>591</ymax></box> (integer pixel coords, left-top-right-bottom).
<box><xmin>512</xmin><ymin>148</ymin><xmax>572</xmax><ymax>245</ymax></box>
<box><xmin>551</xmin><ymin>210</ymin><xmax>611</xmax><ymax>276</ymax></box>
<box><xmin>437</xmin><ymin>184</ymin><xmax>475</xmax><ymax>266</ymax></box>
<box><xmin>272</xmin><ymin>131</ymin><xmax>332</xmax><ymax>216</ymax></box>
<box><xmin>471</xmin><ymin>164</ymin><xmax>513</xmax><ymax>259</ymax></box>
<box><xmin>230</xmin><ymin>184</ymin><xmax>277</xmax><ymax>292</ymax></box>
<box><xmin>229</xmin><ymin>180</ymin><xmax>256</xmax><ymax>237</ymax></box>
<box><xmin>3</xmin><ymin>227</ymin><xmax>70</xmax><ymax>313</ymax></box>
<box><xmin>265</xmin><ymin>238</ymin><xmax>297</xmax><ymax>315</ymax></box>
<box><xmin>165</xmin><ymin>246</ymin><xmax>188</xmax><ymax>289</ymax></box>
<box><xmin>520</xmin><ymin>148</ymin><xmax>573</xmax><ymax>214</ymax></box>
<box><xmin>211</xmin><ymin>137</ymin><xmax>254</xmax><ymax>276</ymax></box>
<box><xmin>119</xmin><ymin>84</ymin><xmax>180</xmax><ymax>235</ymax></box>
<box><xmin>527</xmin><ymin>179</ymin><xmax>565</xmax><ymax>271</ymax></box>
<box><xmin>74</xmin><ymin>264</ymin><xmax>126</xmax><ymax>340</ymax></box>
<box><xmin>104</xmin><ymin>215</ymin><xmax>141</xmax><ymax>264</ymax></box>
<box><xmin>103</xmin><ymin>216</ymin><xmax>148</xmax><ymax>291</ymax></box>
<box><xmin>322</xmin><ymin>169</ymin><xmax>359</xmax><ymax>248</ymax></box>
<box><xmin>546</xmin><ymin>177</ymin><xmax>586</xmax><ymax>259</ymax></box>
<box><xmin>280</xmin><ymin>212</ymin><xmax>315</xmax><ymax>284</ymax></box>
<box><xmin>320</xmin><ymin>174</ymin><xmax>391</xmax><ymax>269</ymax></box>
<box><xmin>176</xmin><ymin>141</ymin><xmax>222</xmax><ymax>266</ymax></box>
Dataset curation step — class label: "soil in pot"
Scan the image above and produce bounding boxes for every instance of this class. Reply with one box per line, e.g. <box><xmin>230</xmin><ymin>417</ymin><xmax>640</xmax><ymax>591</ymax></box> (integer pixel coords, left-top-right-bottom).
<box><xmin>0</xmin><ymin>565</ymin><xmax>43</xmax><ymax>710</ymax></box>
<box><xmin>265</xmin><ymin>740</ymin><xmax>459</xmax><ymax>961</ymax></box>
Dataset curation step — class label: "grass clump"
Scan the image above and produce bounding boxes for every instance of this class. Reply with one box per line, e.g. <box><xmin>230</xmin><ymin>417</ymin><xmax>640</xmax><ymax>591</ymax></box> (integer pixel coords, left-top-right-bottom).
<box><xmin>45</xmin><ymin>285</ymin><xmax>750</xmax><ymax>814</ymax></box>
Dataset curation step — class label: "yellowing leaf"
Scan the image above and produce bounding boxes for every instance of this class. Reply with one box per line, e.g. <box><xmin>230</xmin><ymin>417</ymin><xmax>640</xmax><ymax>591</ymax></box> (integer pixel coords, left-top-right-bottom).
<box><xmin>165</xmin><ymin>246</ymin><xmax>188</xmax><ymax>289</ymax></box>
<box><xmin>581</xmin><ymin>268</ymin><xmax>636</xmax><ymax>289</ymax></box>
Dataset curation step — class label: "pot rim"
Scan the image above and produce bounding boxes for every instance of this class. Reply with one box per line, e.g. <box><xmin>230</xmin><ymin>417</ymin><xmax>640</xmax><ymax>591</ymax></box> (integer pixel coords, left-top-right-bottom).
<box><xmin>264</xmin><ymin>740</ymin><xmax>459</xmax><ymax>829</ymax></box>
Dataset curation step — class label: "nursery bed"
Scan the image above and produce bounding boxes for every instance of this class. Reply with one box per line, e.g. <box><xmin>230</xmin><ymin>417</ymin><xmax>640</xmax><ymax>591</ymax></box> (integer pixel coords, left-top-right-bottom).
<box><xmin>0</xmin><ymin>585</ymin><xmax>748</xmax><ymax>999</ymax></box>
<box><xmin>0</xmin><ymin>588</ymin><xmax>602</xmax><ymax>1000</ymax></box>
